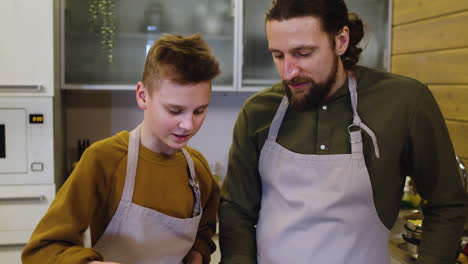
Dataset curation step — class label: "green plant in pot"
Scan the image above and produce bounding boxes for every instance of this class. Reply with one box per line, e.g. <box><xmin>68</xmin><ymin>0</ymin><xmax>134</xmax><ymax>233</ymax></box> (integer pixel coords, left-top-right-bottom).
<box><xmin>88</xmin><ymin>0</ymin><xmax>116</xmax><ymax>63</ymax></box>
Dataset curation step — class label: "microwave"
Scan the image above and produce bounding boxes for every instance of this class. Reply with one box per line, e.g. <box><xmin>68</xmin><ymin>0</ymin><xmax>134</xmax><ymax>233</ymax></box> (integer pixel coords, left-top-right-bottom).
<box><xmin>0</xmin><ymin>97</ymin><xmax>54</xmax><ymax>185</ymax></box>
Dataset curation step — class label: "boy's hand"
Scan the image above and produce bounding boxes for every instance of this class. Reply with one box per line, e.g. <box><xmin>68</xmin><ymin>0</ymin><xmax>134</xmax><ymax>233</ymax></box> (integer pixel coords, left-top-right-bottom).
<box><xmin>184</xmin><ymin>250</ymin><xmax>203</xmax><ymax>264</ymax></box>
<box><xmin>88</xmin><ymin>261</ymin><xmax>122</xmax><ymax>264</ymax></box>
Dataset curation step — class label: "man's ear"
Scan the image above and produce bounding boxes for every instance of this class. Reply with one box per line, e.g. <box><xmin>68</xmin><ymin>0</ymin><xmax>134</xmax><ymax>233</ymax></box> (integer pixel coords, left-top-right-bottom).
<box><xmin>136</xmin><ymin>81</ymin><xmax>148</xmax><ymax>110</ymax></box>
<box><xmin>335</xmin><ymin>26</ymin><xmax>350</xmax><ymax>56</ymax></box>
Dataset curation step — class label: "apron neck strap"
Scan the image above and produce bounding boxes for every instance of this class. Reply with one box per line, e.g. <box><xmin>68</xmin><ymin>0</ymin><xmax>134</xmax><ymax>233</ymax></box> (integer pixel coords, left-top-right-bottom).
<box><xmin>121</xmin><ymin>124</ymin><xmax>141</xmax><ymax>202</ymax></box>
<box><xmin>347</xmin><ymin>72</ymin><xmax>380</xmax><ymax>158</ymax></box>
<box><xmin>266</xmin><ymin>72</ymin><xmax>380</xmax><ymax>158</ymax></box>
<box><xmin>267</xmin><ymin>96</ymin><xmax>289</xmax><ymax>141</ymax></box>
<box><xmin>122</xmin><ymin>124</ymin><xmax>202</xmax><ymax>216</ymax></box>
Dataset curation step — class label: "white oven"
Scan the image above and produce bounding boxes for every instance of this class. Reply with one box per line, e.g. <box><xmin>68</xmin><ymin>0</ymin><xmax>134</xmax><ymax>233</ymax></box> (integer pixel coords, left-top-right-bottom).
<box><xmin>0</xmin><ymin>97</ymin><xmax>54</xmax><ymax>185</ymax></box>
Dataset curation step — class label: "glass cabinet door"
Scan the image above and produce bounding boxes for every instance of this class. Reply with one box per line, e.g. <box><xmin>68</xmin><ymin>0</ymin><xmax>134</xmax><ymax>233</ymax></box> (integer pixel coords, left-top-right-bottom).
<box><xmin>63</xmin><ymin>0</ymin><xmax>234</xmax><ymax>89</ymax></box>
<box><xmin>240</xmin><ymin>0</ymin><xmax>391</xmax><ymax>91</ymax></box>
<box><xmin>241</xmin><ymin>0</ymin><xmax>279</xmax><ymax>90</ymax></box>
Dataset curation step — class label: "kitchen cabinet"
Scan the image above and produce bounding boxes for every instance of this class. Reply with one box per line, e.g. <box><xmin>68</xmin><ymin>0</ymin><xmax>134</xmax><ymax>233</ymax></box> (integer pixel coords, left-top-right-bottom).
<box><xmin>61</xmin><ymin>0</ymin><xmax>391</xmax><ymax>92</ymax></box>
<box><xmin>0</xmin><ymin>0</ymin><xmax>55</xmax><ymax>96</ymax></box>
<box><xmin>0</xmin><ymin>185</ymin><xmax>56</xmax><ymax>263</ymax></box>
<box><xmin>62</xmin><ymin>0</ymin><xmax>234</xmax><ymax>91</ymax></box>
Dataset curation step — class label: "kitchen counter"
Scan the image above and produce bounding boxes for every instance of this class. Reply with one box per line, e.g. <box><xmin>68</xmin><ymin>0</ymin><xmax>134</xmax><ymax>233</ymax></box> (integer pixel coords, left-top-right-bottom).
<box><xmin>389</xmin><ymin>210</ymin><xmax>418</xmax><ymax>264</ymax></box>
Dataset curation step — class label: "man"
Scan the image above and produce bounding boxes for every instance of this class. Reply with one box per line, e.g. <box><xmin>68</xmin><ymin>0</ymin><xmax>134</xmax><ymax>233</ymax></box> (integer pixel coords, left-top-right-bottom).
<box><xmin>219</xmin><ymin>0</ymin><xmax>467</xmax><ymax>263</ymax></box>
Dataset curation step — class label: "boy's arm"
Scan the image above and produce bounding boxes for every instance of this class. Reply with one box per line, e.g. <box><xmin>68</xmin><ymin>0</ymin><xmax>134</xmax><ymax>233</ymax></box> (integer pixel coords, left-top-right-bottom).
<box><xmin>22</xmin><ymin>147</ymin><xmax>109</xmax><ymax>264</ymax></box>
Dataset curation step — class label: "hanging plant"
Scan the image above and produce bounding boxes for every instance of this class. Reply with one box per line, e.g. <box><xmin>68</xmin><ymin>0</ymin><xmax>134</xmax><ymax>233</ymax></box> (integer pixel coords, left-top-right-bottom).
<box><xmin>88</xmin><ymin>0</ymin><xmax>116</xmax><ymax>64</ymax></box>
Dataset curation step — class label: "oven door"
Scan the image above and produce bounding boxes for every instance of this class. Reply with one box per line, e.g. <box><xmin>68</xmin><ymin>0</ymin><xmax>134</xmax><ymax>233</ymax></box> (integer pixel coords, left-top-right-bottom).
<box><xmin>0</xmin><ymin>108</ymin><xmax>28</xmax><ymax>176</ymax></box>
<box><xmin>0</xmin><ymin>97</ymin><xmax>54</xmax><ymax>185</ymax></box>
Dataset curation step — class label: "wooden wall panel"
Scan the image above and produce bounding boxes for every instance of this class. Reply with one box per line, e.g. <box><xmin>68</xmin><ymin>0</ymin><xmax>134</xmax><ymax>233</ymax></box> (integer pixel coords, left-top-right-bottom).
<box><xmin>446</xmin><ymin>121</ymin><xmax>468</xmax><ymax>158</ymax></box>
<box><xmin>393</xmin><ymin>0</ymin><xmax>468</xmax><ymax>25</ymax></box>
<box><xmin>430</xmin><ymin>85</ymin><xmax>468</xmax><ymax>121</ymax></box>
<box><xmin>393</xmin><ymin>12</ymin><xmax>468</xmax><ymax>54</ymax></box>
<box><xmin>392</xmin><ymin>48</ymin><xmax>468</xmax><ymax>84</ymax></box>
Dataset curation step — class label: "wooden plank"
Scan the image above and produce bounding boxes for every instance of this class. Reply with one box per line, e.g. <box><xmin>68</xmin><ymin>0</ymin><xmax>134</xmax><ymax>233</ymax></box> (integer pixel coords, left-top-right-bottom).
<box><xmin>393</xmin><ymin>0</ymin><xmax>468</xmax><ymax>25</ymax></box>
<box><xmin>446</xmin><ymin>121</ymin><xmax>468</xmax><ymax>158</ymax></box>
<box><xmin>429</xmin><ymin>85</ymin><xmax>468</xmax><ymax>122</ymax></box>
<box><xmin>393</xmin><ymin>12</ymin><xmax>468</xmax><ymax>54</ymax></box>
<box><xmin>391</xmin><ymin>48</ymin><xmax>468</xmax><ymax>84</ymax></box>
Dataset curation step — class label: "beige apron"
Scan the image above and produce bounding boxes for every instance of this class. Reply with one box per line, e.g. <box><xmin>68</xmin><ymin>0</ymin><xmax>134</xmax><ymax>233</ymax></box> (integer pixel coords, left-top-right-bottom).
<box><xmin>256</xmin><ymin>73</ymin><xmax>389</xmax><ymax>263</ymax></box>
<box><xmin>93</xmin><ymin>125</ymin><xmax>202</xmax><ymax>264</ymax></box>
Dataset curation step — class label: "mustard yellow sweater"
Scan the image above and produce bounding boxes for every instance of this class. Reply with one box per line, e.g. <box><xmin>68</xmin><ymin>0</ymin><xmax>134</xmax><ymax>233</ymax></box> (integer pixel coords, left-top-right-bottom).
<box><xmin>22</xmin><ymin>131</ymin><xmax>220</xmax><ymax>264</ymax></box>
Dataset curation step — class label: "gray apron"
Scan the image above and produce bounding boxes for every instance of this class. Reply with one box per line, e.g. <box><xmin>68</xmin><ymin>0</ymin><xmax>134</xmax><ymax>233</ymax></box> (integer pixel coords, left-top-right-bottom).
<box><xmin>256</xmin><ymin>73</ymin><xmax>389</xmax><ymax>263</ymax></box>
<box><xmin>93</xmin><ymin>124</ymin><xmax>202</xmax><ymax>264</ymax></box>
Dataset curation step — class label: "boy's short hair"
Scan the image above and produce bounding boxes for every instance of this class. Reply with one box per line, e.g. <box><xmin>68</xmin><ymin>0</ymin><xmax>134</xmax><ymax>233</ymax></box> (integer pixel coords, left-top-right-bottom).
<box><xmin>142</xmin><ymin>33</ymin><xmax>221</xmax><ymax>93</ymax></box>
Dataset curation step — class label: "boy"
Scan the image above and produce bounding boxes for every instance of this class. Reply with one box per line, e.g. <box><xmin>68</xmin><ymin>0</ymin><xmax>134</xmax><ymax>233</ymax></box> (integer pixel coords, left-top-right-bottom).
<box><xmin>22</xmin><ymin>33</ymin><xmax>221</xmax><ymax>264</ymax></box>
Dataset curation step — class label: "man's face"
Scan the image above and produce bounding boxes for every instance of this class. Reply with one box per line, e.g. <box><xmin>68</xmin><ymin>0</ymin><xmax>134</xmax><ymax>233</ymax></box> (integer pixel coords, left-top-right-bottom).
<box><xmin>266</xmin><ymin>16</ymin><xmax>342</xmax><ymax>111</ymax></box>
<box><xmin>140</xmin><ymin>79</ymin><xmax>211</xmax><ymax>155</ymax></box>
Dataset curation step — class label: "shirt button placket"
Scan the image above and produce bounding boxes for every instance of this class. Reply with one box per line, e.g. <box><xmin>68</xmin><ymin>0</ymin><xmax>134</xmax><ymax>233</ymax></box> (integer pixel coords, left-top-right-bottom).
<box><xmin>317</xmin><ymin>105</ymin><xmax>329</xmax><ymax>153</ymax></box>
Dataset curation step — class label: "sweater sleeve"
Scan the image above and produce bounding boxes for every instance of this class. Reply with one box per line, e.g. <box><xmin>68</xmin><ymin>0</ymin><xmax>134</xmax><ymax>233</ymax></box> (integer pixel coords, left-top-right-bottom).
<box><xmin>190</xmin><ymin>151</ymin><xmax>221</xmax><ymax>264</ymax></box>
<box><xmin>407</xmin><ymin>86</ymin><xmax>468</xmax><ymax>264</ymax></box>
<box><xmin>21</xmin><ymin>144</ymin><xmax>112</xmax><ymax>264</ymax></box>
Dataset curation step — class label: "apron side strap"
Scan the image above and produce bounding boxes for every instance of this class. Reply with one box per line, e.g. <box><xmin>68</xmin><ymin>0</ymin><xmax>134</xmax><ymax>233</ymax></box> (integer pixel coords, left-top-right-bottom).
<box><xmin>181</xmin><ymin>148</ymin><xmax>202</xmax><ymax>217</ymax></box>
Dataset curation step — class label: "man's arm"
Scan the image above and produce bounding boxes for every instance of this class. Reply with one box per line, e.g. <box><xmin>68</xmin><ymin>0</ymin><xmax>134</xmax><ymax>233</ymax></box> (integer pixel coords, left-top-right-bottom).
<box><xmin>219</xmin><ymin>107</ymin><xmax>262</xmax><ymax>264</ymax></box>
<box><xmin>407</xmin><ymin>86</ymin><xmax>467</xmax><ymax>264</ymax></box>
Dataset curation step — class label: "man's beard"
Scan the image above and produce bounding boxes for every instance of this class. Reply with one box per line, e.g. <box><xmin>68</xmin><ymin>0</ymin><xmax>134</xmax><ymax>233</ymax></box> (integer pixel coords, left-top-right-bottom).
<box><xmin>284</xmin><ymin>55</ymin><xmax>339</xmax><ymax>112</ymax></box>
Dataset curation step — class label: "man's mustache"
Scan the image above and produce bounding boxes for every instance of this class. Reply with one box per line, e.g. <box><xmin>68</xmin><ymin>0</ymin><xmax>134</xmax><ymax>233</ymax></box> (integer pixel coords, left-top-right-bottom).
<box><xmin>284</xmin><ymin>77</ymin><xmax>314</xmax><ymax>86</ymax></box>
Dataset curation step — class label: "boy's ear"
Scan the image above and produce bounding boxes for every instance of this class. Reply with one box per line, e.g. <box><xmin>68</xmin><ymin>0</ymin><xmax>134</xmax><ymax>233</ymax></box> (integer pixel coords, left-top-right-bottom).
<box><xmin>136</xmin><ymin>81</ymin><xmax>148</xmax><ymax>110</ymax></box>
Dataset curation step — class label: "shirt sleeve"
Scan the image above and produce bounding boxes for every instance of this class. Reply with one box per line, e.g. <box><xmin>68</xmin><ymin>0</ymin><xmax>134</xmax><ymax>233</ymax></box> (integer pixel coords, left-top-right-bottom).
<box><xmin>21</xmin><ymin>146</ymin><xmax>108</xmax><ymax>264</ymax></box>
<box><xmin>407</xmin><ymin>85</ymin><xmax>468</xmax><ymax>264</ymax></box>
<box><xmin>219</xmin><ymin>106</ymin><xmax>262</xmax><ymax>264</ymax></box>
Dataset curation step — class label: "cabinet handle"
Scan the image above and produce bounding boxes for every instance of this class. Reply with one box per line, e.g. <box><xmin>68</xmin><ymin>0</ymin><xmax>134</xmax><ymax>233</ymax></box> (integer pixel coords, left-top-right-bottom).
<box><xmin>0</xmin><ymin>243</ymin><xmax>27</xmax><ymax>248</ymax></box>
<box><xmin>0</xmin><ymin>85</ymin><xmax>42</xmax><ymax>92</ymax></box>
<box><xmin>0</xmin><ymin>195</ymin><xmax>45</xmax><ymax>202</ymax></box>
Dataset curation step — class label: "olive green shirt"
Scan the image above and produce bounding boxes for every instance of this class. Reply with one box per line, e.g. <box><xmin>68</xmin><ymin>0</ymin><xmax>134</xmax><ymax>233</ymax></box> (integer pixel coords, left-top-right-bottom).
<box><xmin>219</xmin><ymin>66</ymin><xmax>467</xmax><ymax>264</ymax></box>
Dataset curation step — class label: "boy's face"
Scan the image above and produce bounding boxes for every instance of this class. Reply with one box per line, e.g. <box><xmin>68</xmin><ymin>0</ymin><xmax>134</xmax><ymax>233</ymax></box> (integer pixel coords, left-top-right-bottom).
<box><xmin>137</xmin><ymin>79</ymin><xmax>211</xmax><ymax>155</ymax></box>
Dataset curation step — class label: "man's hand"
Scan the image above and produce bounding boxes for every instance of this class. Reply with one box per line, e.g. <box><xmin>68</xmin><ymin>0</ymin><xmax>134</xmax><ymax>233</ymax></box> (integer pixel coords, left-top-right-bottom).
<box><xmin>184</xmin><ymin>250</ymin><xmax>203</xmax><ymax>264</ymax></box>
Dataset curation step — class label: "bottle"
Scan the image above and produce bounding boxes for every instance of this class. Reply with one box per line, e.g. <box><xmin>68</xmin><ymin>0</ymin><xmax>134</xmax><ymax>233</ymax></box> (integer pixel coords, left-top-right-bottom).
<box><xmin>401</xmin><ymin>176</ymin><xmax>422</xmax><ymax>209</ymax></box>
<box><xmin>144</xmin><ymin>1</ymin><xmax>164</xmax><ymax>33</ymax></box>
